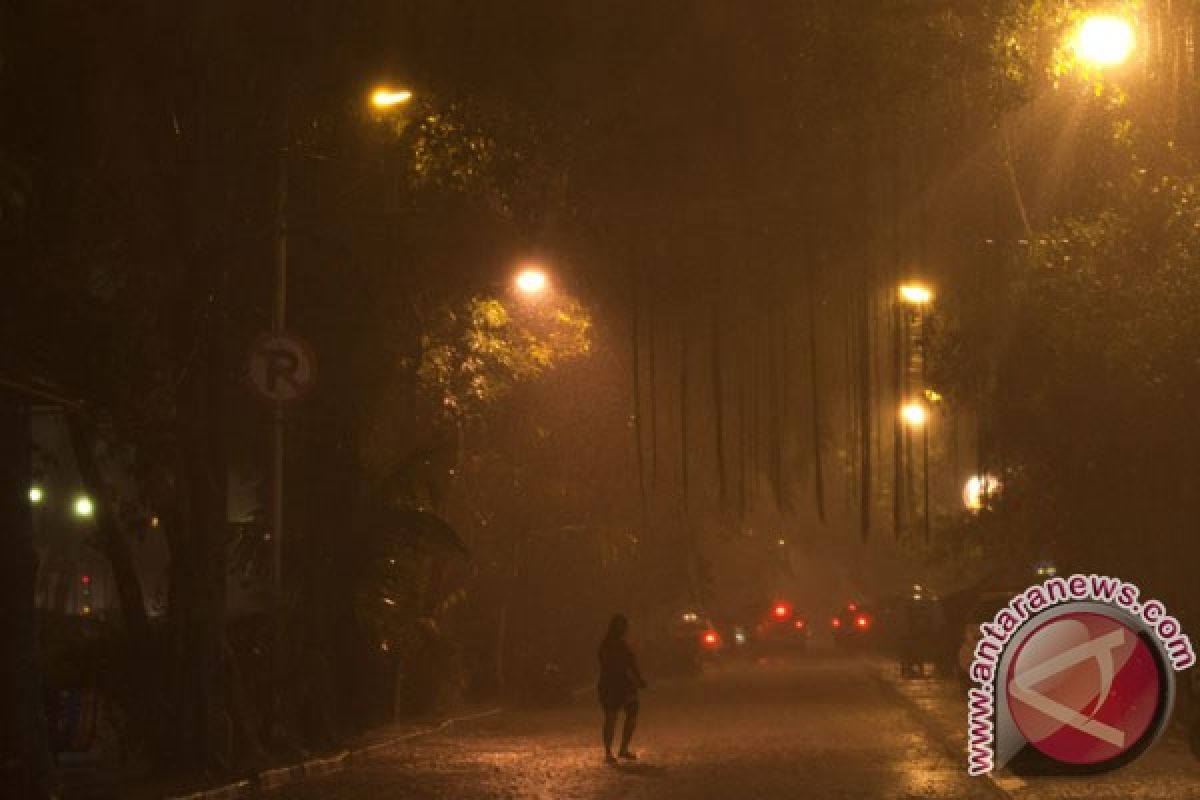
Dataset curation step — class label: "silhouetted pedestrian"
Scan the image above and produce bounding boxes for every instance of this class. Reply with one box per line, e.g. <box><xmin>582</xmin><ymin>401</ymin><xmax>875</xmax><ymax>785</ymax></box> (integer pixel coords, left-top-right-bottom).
<box><xmin>597</xmin><ymin>613</ymin><xmax>647</xmax><ymax>764</ymax></box>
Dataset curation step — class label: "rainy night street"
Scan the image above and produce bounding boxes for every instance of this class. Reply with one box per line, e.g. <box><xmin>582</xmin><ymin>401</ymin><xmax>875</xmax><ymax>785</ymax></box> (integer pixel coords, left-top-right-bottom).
<box><xmin>265</xmin><ymin>645</ymin><xmax>1199</xmax><ymax>800</ymax></box>
<box><xmin>11</xmin><ymin>4</ymin><xmax>1200</xmax><ymax>799</ymax></box>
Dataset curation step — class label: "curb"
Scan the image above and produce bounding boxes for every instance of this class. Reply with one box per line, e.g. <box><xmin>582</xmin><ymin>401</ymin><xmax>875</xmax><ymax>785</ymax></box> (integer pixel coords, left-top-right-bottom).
<box><xmin>163</xmin><ymin>708</ymin><xmax>502</xmax><ymax>799</ymax></box>
<box><xmin>869</xmin><ymin>662</ymin><xmax>1018</xmax><ymax>799</ymax></box>
<box><xmin>163</xmin><ymin>779</ymin><xmax>252</xmax><ymax>800</ymax></box>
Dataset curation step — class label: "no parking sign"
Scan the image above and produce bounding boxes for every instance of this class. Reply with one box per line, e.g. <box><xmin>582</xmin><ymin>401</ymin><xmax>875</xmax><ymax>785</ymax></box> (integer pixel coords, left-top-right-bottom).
<box><xmin>246</xmin><ymin>331</ymin><xmax>316</xmax><ymax>403</ymax></box>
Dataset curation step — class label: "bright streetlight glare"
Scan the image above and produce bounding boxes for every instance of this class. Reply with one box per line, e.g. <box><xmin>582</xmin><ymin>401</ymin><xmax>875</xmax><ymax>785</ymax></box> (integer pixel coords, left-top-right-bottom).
<box><xmin>963</xmin><ymin>474</ymin><xmax>1002</xmax><ymax>512</ymax></box>
<box><xmin>898</xmin><ymin>284</ymin><xmax>933</xmax><ymax>305</ymax></box>
<box><xmin>370</xmin><ymin>87</ymin><xmax>413</xmax><ymax>109</ymax></box>
<box><xmin>1074</xmin><ymin>15</ymin><xmax>1136</xmax><ymax>68</ymax></box>
<box><xmin>901</xmin><ymin>402</ymin><xmax>928</xmax><ymax>427</ymax></box>
<box><xmin>515</xmin><ymin>266</ymin><xmax>549</xmax><ymax>295</ymax></box>
<box><xmin>73</xmin><ymin>495</ymin><xmax>95</xmax><ymax>518</ymax></box>
<box><xmin>29</xmin><ymin>486</ymin><xmax>44</xmax><ymax>505</ymax></box>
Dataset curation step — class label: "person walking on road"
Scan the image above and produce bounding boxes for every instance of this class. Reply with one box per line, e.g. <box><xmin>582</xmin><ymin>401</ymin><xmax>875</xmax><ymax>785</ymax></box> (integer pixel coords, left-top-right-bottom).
<box><xmin>597</xmin><ymin>613</ymin><xmax>647</xmax><ymax>764</ymax></box>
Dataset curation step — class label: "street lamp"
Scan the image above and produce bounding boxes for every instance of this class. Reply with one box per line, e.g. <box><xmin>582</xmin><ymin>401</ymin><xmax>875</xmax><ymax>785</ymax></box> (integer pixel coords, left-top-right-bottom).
<box><xmin>370</xmin><ymin>86</ymin><xmax>413</xmax><ymax>110</ymax></box>
<box><xmin>514</xmin><ymin>266</ymin><xmax>549</xmax><ymax>295</ymax></box>
<box><xmin>900</xmin><ymin>402</ymin><xmax>928</xmax><ymax>428</ymax></box>
<box><xmin>898</xmin><ymin>284</ymin><xmax>933</xmax><ymax>306</ymax></box>
<box><xmin>963</xmin><ymin>474</ymin><xmax>1001</xmax><ymax>512</ymax></box>
<box><xmin>1073</xmin><ymin>14</ymin><xmax>1136</xmax><ymax>68</ymax></box>
<box><xmin>73</xmin><ymin>495</ymin><xmax>95</xmax><ymax>518</ymax></box>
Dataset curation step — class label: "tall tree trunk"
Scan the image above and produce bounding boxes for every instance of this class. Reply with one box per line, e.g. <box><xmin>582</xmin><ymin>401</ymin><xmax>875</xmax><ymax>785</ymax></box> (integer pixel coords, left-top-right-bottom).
<box><xmin>648</xmin><ymin>295</ymin><xmax>659</xmax><ymax>486</ymax></box>
<box><xmin>630</xmin><ymin>262</ymin><xmax>647</xmax><ymax>519</ymax></box>
<box><xmin>710</xmin><ymin>305</ymin><xmax>727</xmax><ymax>504</ymax></box>
<box><xmin>892</xmin><ymin>295</ymin><xmax>905</xmax><ymax>540</ymax></box>
<box><xmin>858</xmin><ymin>281</ymin><xmax>872</xmax><ymax>543</ymax></box>
<box><xmin>167</xmin><ymin>272</ymin><xmax>232</xmax><ymax>774</ymax></box>
<box><xmin>0</xmin><ymin>397</ymin><xmax>54</xmax><ymax>799</ymax></box>
<box><xmin>767</xmin><ymin>301</ymin><xmax>785</xmax><ymax>511</ymax></box>
<box><xmin>738</xmin><ymin>325</ymin><xmax>749</xmax><ymax>520</ymax></box>
<box><xmin>806</xmin><ymin>255</ymin><xmax>827</xmax><ymax>524</ymax></box>
<box><xmin>64</xmin><ymin>418</ymin><xmax>151</xmax><ymax>640</ymax></box>
<box><xmin>749</xmin><ymin>313</ymin><xmax>761</xmax><ymax>502</ymax></box>
<box><xmin>64</xmin><ymin>417</ymin><xmax>169</xmax><ymax>763</ymax></box>
<box><xmin>679</xmin><ymin>324</ymin><xmax>690</xmax><ymax>511</ymax></box>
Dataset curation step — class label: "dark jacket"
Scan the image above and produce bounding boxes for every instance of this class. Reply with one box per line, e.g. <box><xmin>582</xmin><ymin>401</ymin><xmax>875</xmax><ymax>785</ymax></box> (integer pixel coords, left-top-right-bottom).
<box><xmin>597</xmin><ymin>637</ymin><xmax>646</xmax><ymax>705</ymax></box>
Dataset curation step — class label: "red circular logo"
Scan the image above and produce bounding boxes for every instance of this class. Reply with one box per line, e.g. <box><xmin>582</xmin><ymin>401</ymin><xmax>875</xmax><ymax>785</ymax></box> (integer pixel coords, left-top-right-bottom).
<box><xmin>1006</xmin><ymin>612</ymin><xmax>1163</xmax><ymax>766</ymax></box>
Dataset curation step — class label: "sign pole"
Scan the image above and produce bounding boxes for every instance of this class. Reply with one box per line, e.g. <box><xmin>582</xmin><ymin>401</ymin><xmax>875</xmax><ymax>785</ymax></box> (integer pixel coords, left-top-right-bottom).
<box><xmin>272</xmin><ymin>151</ymin><xmax>288</xmax><ymax>604</ymax></box>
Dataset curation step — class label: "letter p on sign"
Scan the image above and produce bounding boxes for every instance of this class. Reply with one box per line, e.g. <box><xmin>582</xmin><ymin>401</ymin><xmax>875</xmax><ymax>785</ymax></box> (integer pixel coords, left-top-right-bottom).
<box><xmin>248</xmin><ymin>332</ymin><xmax>316</xmax><ymax>404</ymax></box>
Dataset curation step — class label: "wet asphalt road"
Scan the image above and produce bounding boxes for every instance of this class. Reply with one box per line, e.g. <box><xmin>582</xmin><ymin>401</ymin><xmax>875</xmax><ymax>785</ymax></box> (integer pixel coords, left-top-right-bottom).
<box><xmin>269</xmin><ymin>647</ymin><xmax>998</xmax><ymax>800</ymax></box>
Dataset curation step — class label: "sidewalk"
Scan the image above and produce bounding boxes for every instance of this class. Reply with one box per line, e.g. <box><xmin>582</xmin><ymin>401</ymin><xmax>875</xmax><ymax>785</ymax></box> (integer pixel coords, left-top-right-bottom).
<box><xmin>57</xmin><ymin>704</ymin><xmax>505</xmax><ymax>800</ymax></box>
<box><xmin>873</xmin><ymin>659</ymin><xmax>1200</xmax><ymax>799</ymax></box>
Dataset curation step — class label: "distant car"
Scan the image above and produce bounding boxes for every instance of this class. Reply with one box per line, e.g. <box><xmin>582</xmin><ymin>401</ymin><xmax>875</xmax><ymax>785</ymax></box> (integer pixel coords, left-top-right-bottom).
<box><xmin>646</xmin><ymin>609</ymin><xmax>712</xmax><ymax>676</ymax></box>
<box><xmin>831</xmin><ymin>602</ymin><xmax>878</xmax><ymax>651</ymax></box>
<box><xmin>752</xmin><ymin>601</ymin><xmax>809</xmax><ymax>656</ymax></box>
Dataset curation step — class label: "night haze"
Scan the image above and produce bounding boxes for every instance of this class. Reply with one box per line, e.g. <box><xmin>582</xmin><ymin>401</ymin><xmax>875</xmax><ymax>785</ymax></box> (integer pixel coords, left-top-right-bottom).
<box><xmin>1</xmin><ymin>2</ymin><xmax>1199</xmax><ymax>798</ymax></box>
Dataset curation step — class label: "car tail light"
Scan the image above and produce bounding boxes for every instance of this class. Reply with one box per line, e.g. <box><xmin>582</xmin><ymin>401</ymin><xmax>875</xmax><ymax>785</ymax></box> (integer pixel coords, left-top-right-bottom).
<box><xmin>702</xmin><ymin>630</ymin><xmax>720</xmax><ymax>647</ymax></box>
<box><xmin>793</xmin><ymin>619</ymin><xmax>806</xmax><ymax>630</ymax></box>
<box><xmin>847</xmin><ymin>602</ymin><xmax>858</xmax><ymax>612</ymax></box>
<box><xmin>773</xmin><ymin>603</ymin><xmax>791</xmax><ymax>620</ymax></box>
<box><xmin>855</xmin><ymin>615</ymin><xmax>870</xmax><ymax>630</ymax></box>
<box><xmin>831</xmin><ymin>617</ymin><xmax>842</xmax><ymax>629</ymax></box>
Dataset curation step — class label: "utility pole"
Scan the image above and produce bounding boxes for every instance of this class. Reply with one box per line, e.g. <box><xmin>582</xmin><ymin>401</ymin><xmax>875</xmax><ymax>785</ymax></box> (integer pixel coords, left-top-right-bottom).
<box><xmin>272</xmin><ymin>151</ymin><xmax>287</xmax><ymax>603</ymax></box>
<box><xmin>921</xmin><ymin>314</ymin><xmax>931</xmax><ymax>543</ymax></box>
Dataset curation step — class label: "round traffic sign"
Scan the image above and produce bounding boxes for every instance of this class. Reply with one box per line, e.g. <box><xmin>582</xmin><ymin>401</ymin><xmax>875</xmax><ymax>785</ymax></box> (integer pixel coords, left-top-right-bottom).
<box><xmin>247</xmin><ymin>332</ymin><xmax>316</xmax><ymax>403</ymax></box>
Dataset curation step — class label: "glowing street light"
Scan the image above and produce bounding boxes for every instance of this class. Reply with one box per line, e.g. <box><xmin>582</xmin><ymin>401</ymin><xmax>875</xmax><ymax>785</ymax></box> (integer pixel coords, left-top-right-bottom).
<box><xmin>963</xmin><ymin>474</ymin><xmax>1002</xmax><ymax>512</ymax></box>
<box><xmin>73</xmin><ymin>495</ymin><xmax>95</xmax><ymax>518</ymax></box>
<box><xmin>514</xmin><ymin>266</ymin><xmax>549</xmax><ymax>295</ymax></box>
<box><xmin>29</xmin><ymin>486</ymin><xmax>44</xmax><ymax>505</ymax></box>
<box><xmin>900</xmin><ymin>402</ymin><xmax>928</xmax><ymax>428</ymax></box>
<box><xmin>1073</xmin><ymin>15</ymin><xmax>1136</xmax><ymax>68</ymax></box>
<box><xmin>898</xmin><ymin>284</ymin><xmax>933</xmax><ymax>306</ymax></box>
<box><xmin>370</xmin><ymin>86</ymin><xmax>413</xmax><ymax>110</ymax></box>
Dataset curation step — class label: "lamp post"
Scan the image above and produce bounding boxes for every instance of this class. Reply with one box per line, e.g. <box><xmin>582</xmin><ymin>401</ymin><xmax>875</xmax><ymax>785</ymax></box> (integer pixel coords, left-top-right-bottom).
<box><xmin>268</xmin><ymin>85</ymin><xmax>414</xmax><ymax>604</ymax></box>
<box><xmin>896</xmin><ymin>284</ymin><xmax>935</xmax><ymax>540</ymax></box>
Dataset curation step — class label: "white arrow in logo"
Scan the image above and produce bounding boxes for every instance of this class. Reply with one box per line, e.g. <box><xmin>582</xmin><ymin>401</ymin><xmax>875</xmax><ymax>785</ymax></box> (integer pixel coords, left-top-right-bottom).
<box><xmin>1008</xmin><ymin>628</ymin><xmax>1127</xmax><ymax>748</ymax></box>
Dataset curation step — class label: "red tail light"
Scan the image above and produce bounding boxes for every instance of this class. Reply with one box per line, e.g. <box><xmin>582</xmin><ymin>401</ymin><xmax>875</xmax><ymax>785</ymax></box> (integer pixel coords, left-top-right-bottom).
<box><xmin>793</xmin><ymin>619</ymin><xmax>806</xmax><ymax>630</ymax></box>
<box><xmin>773</xmin><ymin>603</ymin><xmax>791</xmax><ymax>620</ymax></box>
<box><xmin>702</xmin><ymin>630</ymin><xmax>720</xmax><ymax>647</ymax></box>
<box><xmin>831</xmin><ymin>617</ymin><xmax>842</xmax><ymax>629</ymax></box>
<box><xmin>847</xmin><ymin>602</ymin><xmax>858</xmax><ymax>612</ymax></box>
<box><xmin>855</xmin><ymin>614</ymin><xmax>870</xmax><ymax>630</ymax></box>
